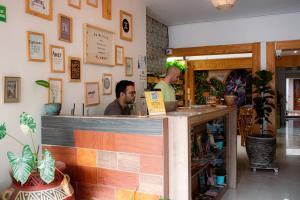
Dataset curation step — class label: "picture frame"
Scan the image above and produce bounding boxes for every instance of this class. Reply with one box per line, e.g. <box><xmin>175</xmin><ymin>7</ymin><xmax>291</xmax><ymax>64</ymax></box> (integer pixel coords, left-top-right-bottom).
<box><xmin>83</xmin><ymin>23</ymin><xmax>115</xmax><ymax>66</ymax></box>
<box><xmin>4</xmin><ymin>77</ymin><xmax>21</xmax><ymax>103</ymax></box>
<box><xmin>115</xmin><ymin>45</ymin><xmax>124</xmax><ymax>65</ymax></box>
<box><xmin>120</xmin><ymin>10</ymin><xmax>133</xmax><ymax>41</ymax></box>
<box><xmin>102</xmin><ymin>0</ymin><xmax>112</xmax><ymax>20</ymax></box>
<box><xmin>68</xmin><ymin>0</ymin><xmax>81</xmax><ymax>9</ymax></box>
<box><xmin>125</xmin><ymin>57</ymin><xmax>133</xmax><ymax>76</ymax></box>
<box><xmin>25</xmin><ymin>0</ymin><xmax>53</xmax><ymax>20</ymax></box>
<box><xmin>27</xmin><ymin>31</ymin><xmax>45</xmax><ymax>62</ymax></box>
<box><xmin>68</xmin><ymin>56</ymin><xmax>81</xmax><ymax>82</ymax></box>
<box><xmin>87</xmin><ymin>0</ymin><xmax>98</xmax><ymax>8</ymax></box>
<box><xmin>48</xmin><ymin>78</ymin><xmax>62</xmax><ymax>103</ymax></box>
<box><xmin>58</xmin><ymin>14</ymin><xmax>73</xmax><ymax>43</ymax></box>
<box><xmin>50</xmin><ymin>45</ymin><xmax>65</xmax><ymax>73</ymax></box>
<box><xmin>102</xmin><ymin>73</ymin><xmax>112</xmax><ymax>95</ymax></box>
<box><xmin>85</xmin><ymin>82</ymin><xmax>100</xmax><ymax>106</ymax></box>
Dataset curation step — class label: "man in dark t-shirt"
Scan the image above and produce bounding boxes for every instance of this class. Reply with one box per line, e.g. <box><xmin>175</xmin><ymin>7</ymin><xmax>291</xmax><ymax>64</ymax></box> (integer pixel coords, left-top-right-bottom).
<box><xmin>104</xmin><ymin>80</ymin><xmax>136</xmax><ymax>115</ymax></box>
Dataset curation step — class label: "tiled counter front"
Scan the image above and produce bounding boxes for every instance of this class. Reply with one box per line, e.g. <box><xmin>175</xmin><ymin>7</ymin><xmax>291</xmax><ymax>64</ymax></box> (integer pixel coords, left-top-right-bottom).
<box><xmin>42</xmin><ymin>116</ymin><xmax>168</xmax><ymax>200</ymax></box>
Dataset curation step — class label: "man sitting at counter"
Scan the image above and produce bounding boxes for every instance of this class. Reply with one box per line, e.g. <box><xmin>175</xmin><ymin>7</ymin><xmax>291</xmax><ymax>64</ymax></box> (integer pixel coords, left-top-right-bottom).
<box><xmin>104</xmin><ymin>80</ymin><xmax>136</xmax><ymax>115</ymax></box>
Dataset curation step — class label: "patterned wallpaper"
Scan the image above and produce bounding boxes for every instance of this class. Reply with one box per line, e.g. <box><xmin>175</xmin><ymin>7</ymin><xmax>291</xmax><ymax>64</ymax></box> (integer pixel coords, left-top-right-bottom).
<box><xmin>146</xmin><ymin>16</ymin><xmax>169</xmax><ymax>74</ymax></box>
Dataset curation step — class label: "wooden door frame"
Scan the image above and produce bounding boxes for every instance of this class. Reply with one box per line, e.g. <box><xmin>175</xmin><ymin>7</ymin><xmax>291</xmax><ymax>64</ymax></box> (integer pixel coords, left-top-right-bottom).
<box><xmin>267</xmin><ymin>39</ymin><xmax>300</xmax><ymax>133</ymax></box>
<box><xmin>169</xmin><ymin>42</ymin><xmax>261</xmax><ymax>104</ymax></box>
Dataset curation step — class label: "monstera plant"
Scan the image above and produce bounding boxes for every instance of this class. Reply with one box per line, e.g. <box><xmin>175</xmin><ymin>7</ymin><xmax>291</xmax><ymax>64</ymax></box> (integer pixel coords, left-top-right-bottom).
<box><xmin>0</xmin><ymin>112</ymin><xmax>55</xmax><ymax>184</ymax></box>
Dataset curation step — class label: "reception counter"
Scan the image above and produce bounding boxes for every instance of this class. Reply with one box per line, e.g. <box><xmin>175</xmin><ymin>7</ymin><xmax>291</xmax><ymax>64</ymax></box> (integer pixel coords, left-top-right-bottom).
<box><xmin>41</xmin><ymin>105</ymin><xmax>236</xmax><ymax>200</ymax></box>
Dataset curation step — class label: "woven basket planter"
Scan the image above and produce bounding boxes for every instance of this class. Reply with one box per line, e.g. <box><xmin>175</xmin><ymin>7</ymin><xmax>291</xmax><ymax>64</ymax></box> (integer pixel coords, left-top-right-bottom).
<box><xmin>246</xmin><ymin>135</ymin><xmax>276</xmax><ymax>167</ymax></box>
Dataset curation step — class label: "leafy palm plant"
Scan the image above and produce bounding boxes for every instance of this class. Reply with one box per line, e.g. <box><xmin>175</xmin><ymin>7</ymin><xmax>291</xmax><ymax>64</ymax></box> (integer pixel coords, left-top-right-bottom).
<box><xmin>0</xmin><ymin>112</ymin><xmax>55</xmax><ymax>185</ymax></box>
<box><xmin>252</xmin><ymin>70</ymin><xmax>275</xmax><ymax>136</ymax></box>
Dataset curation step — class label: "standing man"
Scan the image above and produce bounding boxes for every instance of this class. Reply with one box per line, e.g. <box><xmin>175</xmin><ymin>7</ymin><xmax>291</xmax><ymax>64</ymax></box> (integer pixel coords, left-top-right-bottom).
<box><xmin>104</xmin><ymin>80</ymin><xmax>136</xmax><ymax>115</ymax></box>
<box><xmin>154</xmin><ymin>66</ymin><xmax>181</xmax><ymax>101</ymax></box>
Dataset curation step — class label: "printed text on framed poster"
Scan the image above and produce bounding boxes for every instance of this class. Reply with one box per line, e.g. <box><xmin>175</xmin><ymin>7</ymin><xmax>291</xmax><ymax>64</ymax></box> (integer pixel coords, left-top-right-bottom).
<box><xmin>50</xmin><ymin>45</ymin><xmax>65</xmax><ymax>73</ymax></box>
<box><xmin>68</xmin><ymin>56</ymin><xmax>81</xmax><ymax>82</ymax></box>
<box><xmin>27</xmin><ymin>31</ymin><xmax>45</xmax><ymax>62</ymax></box>
<box><xmin>25</xmin><ymin>0</ymin><xmax>53</xmax><ymax>20</ymax></box>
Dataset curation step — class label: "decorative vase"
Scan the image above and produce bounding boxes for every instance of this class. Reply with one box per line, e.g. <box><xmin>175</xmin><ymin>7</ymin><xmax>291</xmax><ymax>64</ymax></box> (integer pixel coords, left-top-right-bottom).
<box><xmin>44</xmin><ymin>103</ymin><xmax>61</xmax><ymax>115</ymax></box>
<box><xmin>2</xmin><ymin>170</ymin><xmax>74</xmax><ymax>200</ymax></box>
<box><xmin>224</xmin><ymin>95</ymin><xmax>235</xmax><ymax>106</ymax></box>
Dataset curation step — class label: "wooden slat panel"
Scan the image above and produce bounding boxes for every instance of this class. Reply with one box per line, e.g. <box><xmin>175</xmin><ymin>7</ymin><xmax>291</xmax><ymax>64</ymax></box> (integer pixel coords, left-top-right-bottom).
<box><xmin>252</xmin><ymin>43</ymin><xmax>260</xmax><ymax>74</ymax></box>
<box><xmin>190</xmin><ymin>58</ymin><xmax>252</xmax><ymax>71</ymax></box>
<box><xmin>266</xmin><ymin>42</ymin><xmax>276</xmax><ymax>135</ymax></box>
<box><xmin>276</xmin><ymin>40</ymin><xmax>300</xmax><ymax>50</ymax></box>
<box><xmin>170</xmin><ymin>43</ymin><xmax>253</xmax><ymax>57</ymax></box>
<box><xmin>276</xmin><ymin>55</ymin><xmax>300</xmax><ymax>67</ymax></box>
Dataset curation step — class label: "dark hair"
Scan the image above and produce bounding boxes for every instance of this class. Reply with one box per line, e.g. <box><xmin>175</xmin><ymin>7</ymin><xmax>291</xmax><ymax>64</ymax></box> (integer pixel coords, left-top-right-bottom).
<box><xmin>115</xmin><ymin>80</ymin><xmax>135</xmax><ymax>98</ymax></box>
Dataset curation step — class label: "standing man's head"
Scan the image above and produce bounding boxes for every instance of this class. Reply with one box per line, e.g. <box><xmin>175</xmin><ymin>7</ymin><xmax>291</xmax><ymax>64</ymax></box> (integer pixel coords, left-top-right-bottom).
<box><xmin>115</xmin><ymin>80</ymin><xmax>136</xmax><ymax>106</ymax></box>
<box><xmin>164</xmin><ymin>66</ymin><xmax>181</xmax><ymax>84</ymax></box>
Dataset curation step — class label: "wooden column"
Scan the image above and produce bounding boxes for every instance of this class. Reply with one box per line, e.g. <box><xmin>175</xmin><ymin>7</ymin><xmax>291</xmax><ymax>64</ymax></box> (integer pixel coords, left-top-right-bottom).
<box><xmin>266</xmin><ymin>42</ymin><xmax>276</xmax><ymax>135</ymax></box>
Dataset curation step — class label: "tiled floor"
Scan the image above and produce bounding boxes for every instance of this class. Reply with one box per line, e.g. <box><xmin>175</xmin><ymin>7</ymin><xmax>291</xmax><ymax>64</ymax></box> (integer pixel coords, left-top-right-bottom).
<box><xmin>222</xmin><ymin>119</ymin><xmax>300</xmax><ymax>200</ymax></box>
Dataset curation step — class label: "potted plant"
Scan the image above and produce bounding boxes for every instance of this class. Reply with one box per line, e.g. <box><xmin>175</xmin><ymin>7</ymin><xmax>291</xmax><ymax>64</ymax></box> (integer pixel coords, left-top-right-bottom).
<box><xmin>36</xmin><ymin>80</ymin><xmax>61</xmax><ymax>115</ymax></box>
<box><xmin>0</xmin><ymin>112</ymin><xmax>74</xmax><ymax>200</ymax></box>
<box><xmin>245</xmin><ymin>70</ymin><xmax>276</xmax><ymax>168</ymax></box>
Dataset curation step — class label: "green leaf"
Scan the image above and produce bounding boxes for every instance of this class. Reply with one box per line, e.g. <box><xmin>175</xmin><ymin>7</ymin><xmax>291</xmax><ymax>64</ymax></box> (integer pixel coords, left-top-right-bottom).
<box><xmin>38</xmin><ymin>149</ymin><xmax>55</xmax><ymax>184</ymax></box>
<box><xmin>20</xmin><ymin>112</ymin><xmax>36</xmax><ymax>135</ymax></box>
<box><xmin>0</xmin><ymin>123</ymin><xmax>7</xmax><ymax>140</ymax></box>
<box><xmin>7</xmin><ymin>145</ymin><xmax>34</xmax><ymax>185</ymax></box>
<box><xmin>35</xmin><ymin>80</ymin><xmax>49</xmax><ymax>88</ymax></box>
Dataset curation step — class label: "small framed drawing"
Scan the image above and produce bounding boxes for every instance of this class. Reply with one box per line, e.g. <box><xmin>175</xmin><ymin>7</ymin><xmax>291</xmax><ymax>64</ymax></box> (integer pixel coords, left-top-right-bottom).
<box><xmin>120</xmin><ymin>10</ymin><xmax>133</xmax><ymax>41</ymax></box>
<box><xmin>48</xmin><ymin>78</ymin><xmax>62</xmax><ymax>103</ymax></box>
<box><xmin>125</xmin><ymin>57</ymin><xmax>133</xmax><ymax>76</ymax></box>
<box><xmin>85</xmin><ymin>82</ymin><xmax>100</xmax><ymax>106</ymax></box>
<box><xmin>4</xmin><ymin>77</ymin><xmax>21</xmax><ymax>103</ymax></box>
<box><xmin>25</xmin><ymin>0</ymin><xmax>53</xmax><ymax>20</ymax></box>
<box><xmin>68</xmin><ymin>0</ymin><xmax>81</xmax><ymax>9</ymax></box>
<box><xmin>115</xmin><ymin>45</ymin><xmax>124</xmax><ymax>65</ymax></box>
<box><xmin>50</xmin><ymin>45</ymin><xmax>65</xmax><ymax>73</ymax></box>
<box><xmin>102</xmin><ymin>0</ymin><xmax>112</xmax><ymax>20</ymax></box>
<box><xmin>27</xmin><ymin>31</ymin><xmax>45</xmax><ymax>62</ymax></box>
<box><xmin>68</xmin><ymin>57</ymin><xmax>81</xmax><ymax>82</ymax></box>
<box><xmin>102</xmin><ymin>73</ymin><xmax>112</xmax><ymax>95</ymax></box>
<box><xmin>58</xmin><ymin>14</ymin><xmax>73</xmax><ymax>43</ymax></box>
<box><xmin>87</xmin><ymin>0</ymin><xmax>98</xmax><ymax>8</ymax></box>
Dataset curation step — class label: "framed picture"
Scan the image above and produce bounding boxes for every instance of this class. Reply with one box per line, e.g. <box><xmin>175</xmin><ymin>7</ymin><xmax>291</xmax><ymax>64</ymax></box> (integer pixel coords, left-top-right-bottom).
<box><xmin>48</xmin><ymin>78</ymin><xmax>62</xmax><ymax>103</ymax></box>
<box><xmin>125</xmin><ymin>57</ymin><xmax>133</xmax><ymax>76</ymax></box>
<box><xmin>68</xmin><ymin>57</ymin><xmax>81</xmax><ymax>82</ymax></box>
<box><xmin>50</xmin><ymin>45</ymin><xmax>65</xmax><ymax>73</ymax></box>
<box><xmin>102</xmin><ymin>0</ymin><xmax>112</xmax><ymax>20</ymax></box>
<box><xmin>25</xmin><ymin>0</ymin><xmax>53</xmax><ymax>20</ymax></box>
<box><xmin>85</xmin><ymin>82</ymin><xmax>100</xmax><ymax>106</ymax></box>
<box><xmin>58</xmin><ymin>14</ymin><xmax>73</xmax><ymax>43</ymax></box>
<box><xmin>4</xmin><ymin>77</ymin><xmax>21</xmax><ymax>103</ymax></box>
<box><xmin>120</xmin><ymin>10</ymin><xmax>133</xmax><ymax>41</ymax></box>
<box><xmin>68</xmin><ymin>0</ymin><xmax>81</xmax><ymax>9</ymax></box>
<box><xmin>83</xmin><ymin>23</ymin><xmax>115</xmax><ymax>66</ymax></box>
<box><xmin>102</xmin><ymin>73</ymin><xmax>112</xmax><ymax>95</ymax></box>
<box><xmin>27</xmin><ymin>31</ymin><xmax>45</xmax><ymax>62</ymax></box>
<box><xmin>87</xmin><ymin>0</ymin><xmax>98</xmax><ymax>8</ymax></box>
<box><xmin>115</xmin><ymin>45</ymin><xmax>124</xmax><ymax>65</ymax></box>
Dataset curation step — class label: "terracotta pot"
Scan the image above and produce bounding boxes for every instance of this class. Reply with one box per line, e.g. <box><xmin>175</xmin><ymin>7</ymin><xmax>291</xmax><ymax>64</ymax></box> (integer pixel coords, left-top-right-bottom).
<box><xmin>224</xmin><ymin>95</ymin><xmax>236</xmax><ymax>106</ymax></box>
<box><xmin>2</xmin><ymin>169</ymin><xmax>74</xmax><ymax>200</ymax></box>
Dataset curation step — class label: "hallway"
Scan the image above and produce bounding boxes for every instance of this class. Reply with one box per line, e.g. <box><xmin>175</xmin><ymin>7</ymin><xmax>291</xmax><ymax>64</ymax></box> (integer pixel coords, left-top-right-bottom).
<box><xmin>222</xmin><ymin>119</ymin><xmax>300</xmax><ymax>200</ymax></box>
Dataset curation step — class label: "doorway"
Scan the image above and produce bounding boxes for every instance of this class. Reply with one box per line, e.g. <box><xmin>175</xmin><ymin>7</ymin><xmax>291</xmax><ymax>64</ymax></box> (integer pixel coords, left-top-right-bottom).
<box><xmin>294</xmin><ymin>79</ymin><xmax>300</xmax><ymax>110</ymax></box>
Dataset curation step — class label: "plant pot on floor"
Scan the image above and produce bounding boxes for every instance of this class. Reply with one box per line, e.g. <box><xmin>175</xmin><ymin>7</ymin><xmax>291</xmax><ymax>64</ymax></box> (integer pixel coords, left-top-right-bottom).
<box><xmin>246</xmin><ymin>135</ymin><xmax>276</xmax><ymax>167</ymax></box>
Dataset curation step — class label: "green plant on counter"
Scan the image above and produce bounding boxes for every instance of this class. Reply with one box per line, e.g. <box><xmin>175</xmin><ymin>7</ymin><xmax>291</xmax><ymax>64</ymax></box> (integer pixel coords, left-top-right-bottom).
<box><xmin>209</xmin><ymin>78</ymin><xmax>225</xmax><ymax>99</ymax></box>
<box><xmin>166</xmin><ymin>60</ymin><xmax>187</xmax><ymax>72</ymax></box>
<box><xmin>0</xmin><ymin>112</ymin><xmax>55</xmax><ymax>184</ymax></box>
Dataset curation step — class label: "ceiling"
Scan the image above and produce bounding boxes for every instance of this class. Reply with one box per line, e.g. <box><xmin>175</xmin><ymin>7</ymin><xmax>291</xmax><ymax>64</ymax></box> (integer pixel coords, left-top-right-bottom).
<box><xmin>142</xmin><ymin>0</ymin><xmax>300</xmax><ymax>26</ymax></box>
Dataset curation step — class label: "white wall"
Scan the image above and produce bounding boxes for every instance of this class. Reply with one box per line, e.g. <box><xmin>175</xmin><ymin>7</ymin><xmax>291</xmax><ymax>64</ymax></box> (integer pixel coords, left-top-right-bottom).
<box><xmin>0</xmin><ymin>0</ymin><xmax>146</xmax><ymax>190</ymax></box>
<box><xmin>169</xmin><ymin>12</ymin><xmax>300</xmax><ymax>48</ymax></box>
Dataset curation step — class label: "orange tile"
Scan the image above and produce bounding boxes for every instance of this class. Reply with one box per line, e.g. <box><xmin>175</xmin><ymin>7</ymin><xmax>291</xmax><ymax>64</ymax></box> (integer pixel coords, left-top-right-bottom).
<box><xmin>97</xmin><ymin>168</ymin><xmax>139</xmax><ymax>190</ymax></box>
<box><xmin>114</xmin><ymin>134</ymin><xmax>163</xmax><ymax>156</ymax></box>
<box><xmin>140</xmin><ymin>155</ymin><xmax>164</xmax><ymax>175</ymax></box>
<box><xmin>135</xmin><ymin>192</ymin><xmax>160</xmax><ymax>200</ymax></box>
<box><xmin>77</xmin><ymin>148</ymin><xmax>96</xmax><ymax>167</ymax></box>
<box><xmin>74</xmin><ymin>130</ymin><xmax>98</xmax><ymax>149</ymax></box>
<box><xmin>116</xmin><ymin>189</ymin><xmax>134</xmax><ymax>200</ymax></box>
<box><xmin>76</xmin><ymin>182</ymin><xmax>115</xmax><ymax>200</ymax></box>
<box><xmin>42</xmin><ymin>145</ymin><xmax>77</xmax><ymax>165</ymax></box>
